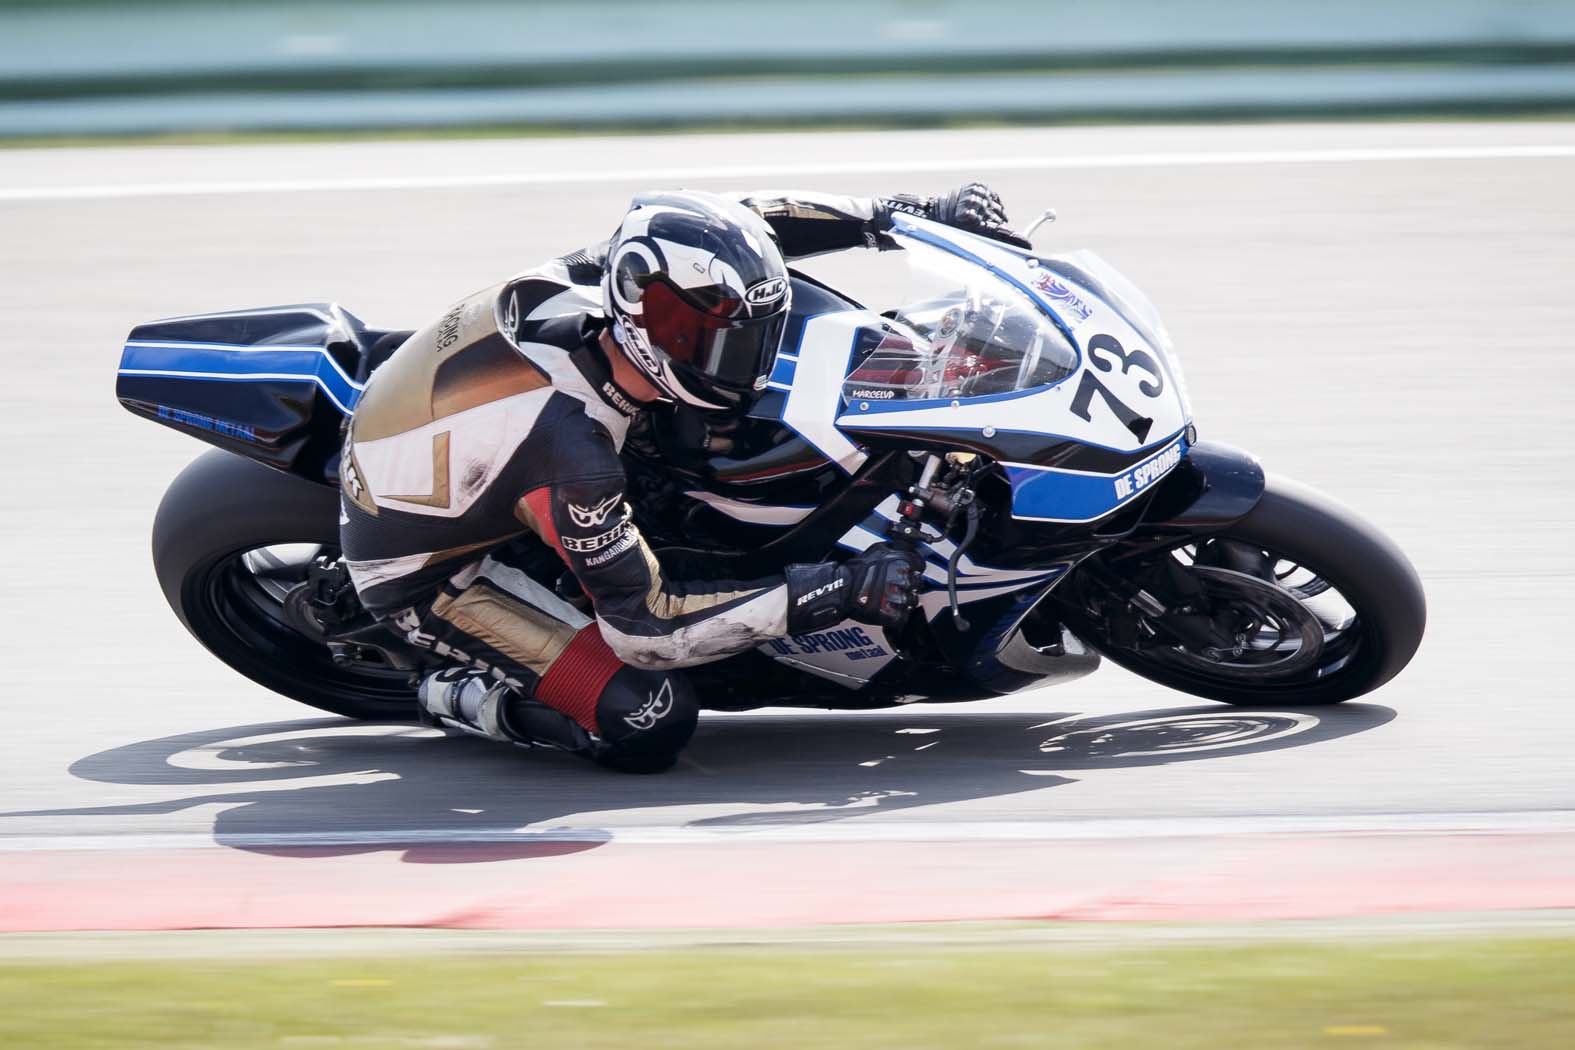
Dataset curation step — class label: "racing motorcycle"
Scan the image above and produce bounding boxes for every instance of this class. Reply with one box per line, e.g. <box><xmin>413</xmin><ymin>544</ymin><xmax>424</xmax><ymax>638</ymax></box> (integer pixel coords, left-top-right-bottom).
<box><xmin>116</xmin><ymin>212</ymin><xmax>1425</xmax><ymax>720</ymax></box>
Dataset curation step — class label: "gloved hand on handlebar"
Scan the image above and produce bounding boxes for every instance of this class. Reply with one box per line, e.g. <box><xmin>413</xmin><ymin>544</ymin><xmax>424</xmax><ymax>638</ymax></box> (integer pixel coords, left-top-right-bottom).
<box><xmin>875</xmin><ymin>182</ymin><xmax>1032</xmax><ymax>249</ymax></box>
<box><xmin>785</xmin><ymin>544</ymin><xmax>927</xmax><ymax>635</ymax></box>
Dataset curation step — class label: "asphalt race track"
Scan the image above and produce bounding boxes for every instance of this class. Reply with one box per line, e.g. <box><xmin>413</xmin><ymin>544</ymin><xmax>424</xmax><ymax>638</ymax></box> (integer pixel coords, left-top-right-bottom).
<box><xmin>0</xmin><ymin>122</ymin><xmax>1572</xmax><ymax>925</ymax></box>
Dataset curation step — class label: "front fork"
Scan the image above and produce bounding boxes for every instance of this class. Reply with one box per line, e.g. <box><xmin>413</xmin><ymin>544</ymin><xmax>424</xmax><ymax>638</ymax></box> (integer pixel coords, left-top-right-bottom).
<box><xmin>886</xmin><ymin>452</ymin><xmax>985</xmax><ymax>629</ymax></box>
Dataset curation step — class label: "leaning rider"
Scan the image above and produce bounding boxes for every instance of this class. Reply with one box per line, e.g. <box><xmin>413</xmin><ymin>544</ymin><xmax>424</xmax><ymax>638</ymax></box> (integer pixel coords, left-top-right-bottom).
<box><xmin>338</xmin><ymin>184</ymin><xmax>1026</xmax><ymax>772</ymax></box>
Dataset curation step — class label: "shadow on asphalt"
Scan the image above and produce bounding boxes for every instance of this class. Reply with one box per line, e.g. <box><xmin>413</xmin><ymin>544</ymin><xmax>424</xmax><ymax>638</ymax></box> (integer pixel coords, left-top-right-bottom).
<box><xmin>2</xmin><ymin>703</ymin><xmax>1394</xmax><ymax>863</ymax></box>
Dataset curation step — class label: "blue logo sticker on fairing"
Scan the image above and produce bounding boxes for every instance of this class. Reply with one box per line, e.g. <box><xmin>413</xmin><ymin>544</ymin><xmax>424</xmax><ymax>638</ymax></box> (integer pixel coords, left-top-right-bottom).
<box><xmin>156</xmin><ymin>405</ymin><xmax>258</xmax><ymax>442</ymax></box>
<box><xmin>1031</xmin><ymin>272</ymin><xmax>1094</xmax><ymax>322</ymax></box>
<box><xmin>767</xmin><ymin>626</ymin><xmax>888</xmax><ymax>662</ymax></box>
<box><xmin>1007</xmin><ymin>433</ymin><xmax>1190</xmax><ymax>523</ymax></box>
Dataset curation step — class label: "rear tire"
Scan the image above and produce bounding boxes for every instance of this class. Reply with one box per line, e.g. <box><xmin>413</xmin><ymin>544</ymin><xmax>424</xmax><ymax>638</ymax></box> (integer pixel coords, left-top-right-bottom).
<box><xmin>1064</xmin><ymin>474</ymin><xmax>1426</xmax><ymax>705</ymax></box>
<box><xmin>152</xmin><ymin>450</ymin><xmax>417</xmax><ymax>721</ymax></box>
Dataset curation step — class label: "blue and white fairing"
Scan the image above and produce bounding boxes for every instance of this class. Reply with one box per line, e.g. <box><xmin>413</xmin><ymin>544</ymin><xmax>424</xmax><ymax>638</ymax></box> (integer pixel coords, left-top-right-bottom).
<box><xmin>837</xmin><ymin>215</ymin><xmax>1194</xmax><ymax>522</ymax></box>
<box><xmin>761</xmin><ymin>493</ymin><xmax>1073</xmax><ymax>689</ymax></box>
<box><xmin>115</xmin><ymin>303</ymin><xmax>374</xmax><ymax>479</ymax></box>
<box><xmin>746</xmin><ymin>217</ymin><xmax>1194</xmax><ymax>526</ymax></box>
<box><xmin>749</xmin><ymin>218</ymin><xmax>1195</xmax><ymax>686</ymax></box>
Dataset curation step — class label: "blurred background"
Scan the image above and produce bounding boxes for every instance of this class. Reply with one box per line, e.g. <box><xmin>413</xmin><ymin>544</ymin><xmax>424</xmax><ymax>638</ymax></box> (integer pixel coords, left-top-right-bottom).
<box><xmin>4</xmin><ymin>0</ymin><xmax>1575</xmax><ymax>140</ymax></box>
<box><xmin>4</xmin><ymin>3</ymin><xmax>1575</xmax><ymax>1048</ymax></box>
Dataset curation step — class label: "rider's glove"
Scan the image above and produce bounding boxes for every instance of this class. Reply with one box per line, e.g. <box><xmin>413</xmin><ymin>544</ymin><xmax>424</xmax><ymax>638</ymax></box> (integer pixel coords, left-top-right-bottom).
<box><xmin>784</xmin><ymin>544</ymin><xmax>927</xmax><ymax>635</ymax></box>
<box><xmin>874</xmin><ymin>182</ymin><xmax>1032</xmax><ymax>249</ymax></box>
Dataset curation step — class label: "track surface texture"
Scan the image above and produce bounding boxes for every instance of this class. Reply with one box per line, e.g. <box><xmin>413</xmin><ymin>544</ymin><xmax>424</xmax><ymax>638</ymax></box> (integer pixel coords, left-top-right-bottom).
<box><xmin>1</xmin><ymin>122</ymin><xmax>1571</xmax><ymax>927</ymax></box>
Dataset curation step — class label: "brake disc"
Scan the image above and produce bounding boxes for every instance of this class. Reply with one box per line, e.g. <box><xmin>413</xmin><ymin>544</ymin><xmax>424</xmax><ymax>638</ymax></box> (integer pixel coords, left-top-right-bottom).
<box><xmin>1150</xmin><ymin>566</ymin><xmax>1325</xmax><ymax>681</ymax></box>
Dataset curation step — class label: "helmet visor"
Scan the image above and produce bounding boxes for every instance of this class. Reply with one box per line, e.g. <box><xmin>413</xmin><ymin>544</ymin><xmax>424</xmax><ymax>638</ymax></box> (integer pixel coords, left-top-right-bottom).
<box><xmin>640</xmin><ymin>277</ymin><xmax>786</xmax><ymax>390</ymax></box>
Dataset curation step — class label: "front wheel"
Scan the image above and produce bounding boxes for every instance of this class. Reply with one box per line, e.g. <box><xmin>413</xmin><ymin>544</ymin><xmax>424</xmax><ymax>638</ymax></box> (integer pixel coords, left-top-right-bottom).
<box><xmin>1059</xmin><ymin>475</ymin><xmax>1425</xmax><ymax>705</ymax></box>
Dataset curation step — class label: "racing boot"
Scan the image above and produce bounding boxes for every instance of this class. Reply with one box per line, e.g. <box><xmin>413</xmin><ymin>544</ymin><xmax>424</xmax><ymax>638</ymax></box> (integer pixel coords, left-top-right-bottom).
<box><xmin>417</xmin><ymin>666</ymin><xmax>597</xmax><ymax>754</ymax></box>
<box><xmin>418</xmin><ymin>667</ymin><xmax>514</xmax><ymax>742</ymax></box>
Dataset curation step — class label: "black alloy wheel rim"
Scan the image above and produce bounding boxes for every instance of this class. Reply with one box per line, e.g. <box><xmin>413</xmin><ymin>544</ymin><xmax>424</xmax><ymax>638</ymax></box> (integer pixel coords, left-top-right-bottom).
<box><xmin>1080</xmin><ymin>539</ymin><xmax>1366</xmax><ymax>691</ymax></box>
<box><xmin>198</xmin><ymin>544</ymin><xmax>414</xmax><ymax>710</ymax></box>
<box><xmin>1143</xmin><ymin>565</ymin><xmax>1329</xmax><ymax>680</ymax></box>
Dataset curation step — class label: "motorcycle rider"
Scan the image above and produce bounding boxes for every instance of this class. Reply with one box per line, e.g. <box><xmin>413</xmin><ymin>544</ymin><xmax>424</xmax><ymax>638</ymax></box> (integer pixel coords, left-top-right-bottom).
<box><xmin>338</xmin><ymin>183</ymin><xmax>1027</xmax><ymax>772</ymax></box>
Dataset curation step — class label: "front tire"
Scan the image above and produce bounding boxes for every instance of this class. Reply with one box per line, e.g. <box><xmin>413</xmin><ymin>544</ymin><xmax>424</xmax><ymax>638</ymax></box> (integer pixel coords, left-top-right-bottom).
<box><xmin>1062</xmin><ymin>475</ymin><xmax>1426</xmax><ymax>705</ymax></box>
<box><xmin>152</xmin><ymin>450</ymin><xmax>417</xmax><ymax>721</ymax></box>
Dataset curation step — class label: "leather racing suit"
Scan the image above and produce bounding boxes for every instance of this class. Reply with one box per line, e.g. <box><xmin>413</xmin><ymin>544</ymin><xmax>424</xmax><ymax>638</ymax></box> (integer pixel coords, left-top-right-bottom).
<box><xmin>338</xmin><ymin>190</ymin><xmax>951</xmax><ymax>770</ymax></box>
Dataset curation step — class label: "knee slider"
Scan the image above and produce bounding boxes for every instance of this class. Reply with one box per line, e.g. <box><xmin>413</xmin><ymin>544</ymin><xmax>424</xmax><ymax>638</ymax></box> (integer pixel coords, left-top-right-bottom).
<box><xmin>593</xmin><ymin>667</ymin><xmax>699</xmax><ymax>773</ymax></box>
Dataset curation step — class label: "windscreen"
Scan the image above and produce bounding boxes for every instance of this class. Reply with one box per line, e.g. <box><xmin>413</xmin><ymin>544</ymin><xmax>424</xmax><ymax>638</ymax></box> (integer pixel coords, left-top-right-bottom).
<box><xmin>841</xmin><ymin>239</ymin><xmax>1078</xmax><ymax>404</ymax></box>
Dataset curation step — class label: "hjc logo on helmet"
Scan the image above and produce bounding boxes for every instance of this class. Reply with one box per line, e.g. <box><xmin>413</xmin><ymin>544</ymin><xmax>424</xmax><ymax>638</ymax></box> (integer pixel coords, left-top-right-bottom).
<box><xmin>613</xmin><ymin>320</ymin><xmax>666</xmax><ymax>379</ymax></box>
<box><xmin>745</xmin><ymin>277</ymin><xmax>787</xmax><ymax>306</ymax></box>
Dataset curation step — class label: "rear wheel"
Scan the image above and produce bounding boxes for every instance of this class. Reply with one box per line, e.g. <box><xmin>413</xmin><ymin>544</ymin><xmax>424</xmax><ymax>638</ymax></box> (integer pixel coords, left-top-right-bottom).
<box><xmin>153</xmin><ymin>450</ymin><xmax>418</xmax><ymax>721</ymax></box>
<box><xmin>1059</xmin><ymin>475</ymin><xmax>1425</xmax><ymax>705</ymax></box>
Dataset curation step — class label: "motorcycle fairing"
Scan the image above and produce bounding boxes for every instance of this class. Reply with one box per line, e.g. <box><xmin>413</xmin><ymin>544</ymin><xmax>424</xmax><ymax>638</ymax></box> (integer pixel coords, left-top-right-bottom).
<box><xmin>118</xmin><ymin>303</ymin><xmax>366</xmax><ymax>411</ymax></box>
<box><xmin>839</xmin><ymin>495</ymin><xmax>1067</xmax><ymax>609</ymax></box>
<box><xmin>1007</xmin><ymin>430</ymin><xmax>1192</xmax><ymax>524</ymax></box>
<box><xmin>828</xmin><ymin>217</ymin><xmax>1193</xmax><ymax>525</ymax></box>
<box><xmin>116</xmin><ymin>303</ymin><xmax>373</xmax><ymax>480</ymax></box>
<box><xmin>778</xmin><ymin>311</ymin><xmax>877</xmax><ymax>475</ymax></box>
<box><xmin>759</xmin><ymin>617</ymin><xmax>900</xmax><ymax>686</ymax></box>
<box><xmin>681</xmin><ymin>490</ymin><xmax>814</xmax><ymax>526</ymax></box>
<box><xmin>750</xmin><ymin>492</ymin><xmax>1069</xmax><ymax>687</ymax></box>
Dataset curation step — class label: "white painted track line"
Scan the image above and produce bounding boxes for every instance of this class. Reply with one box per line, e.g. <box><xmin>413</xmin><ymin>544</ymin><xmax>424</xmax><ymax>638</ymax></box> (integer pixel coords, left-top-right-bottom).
<box><xmin>5</xmin><ymin>810</ymin><xmax>1574</xmax><ymax>853</ymax></box>
<box><xmin>3</xmin><ymin>143</ymin><xmax>1574</xmax><ymax>202</ymax></box>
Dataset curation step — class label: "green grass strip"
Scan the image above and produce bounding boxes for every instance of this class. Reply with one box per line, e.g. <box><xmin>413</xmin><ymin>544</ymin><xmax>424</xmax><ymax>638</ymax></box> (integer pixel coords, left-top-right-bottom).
<box><xmin>1</xmin><ymin>935</ymin><xmax>1571</xmax><ymax>1048</ymax></box>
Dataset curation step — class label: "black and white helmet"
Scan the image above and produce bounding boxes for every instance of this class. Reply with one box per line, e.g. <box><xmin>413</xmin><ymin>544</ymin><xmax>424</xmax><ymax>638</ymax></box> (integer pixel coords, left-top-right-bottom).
<box><xmin>604</xmin><ymin>191</ymin><xmax>791</xmax><ymax>411</ymax></box>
